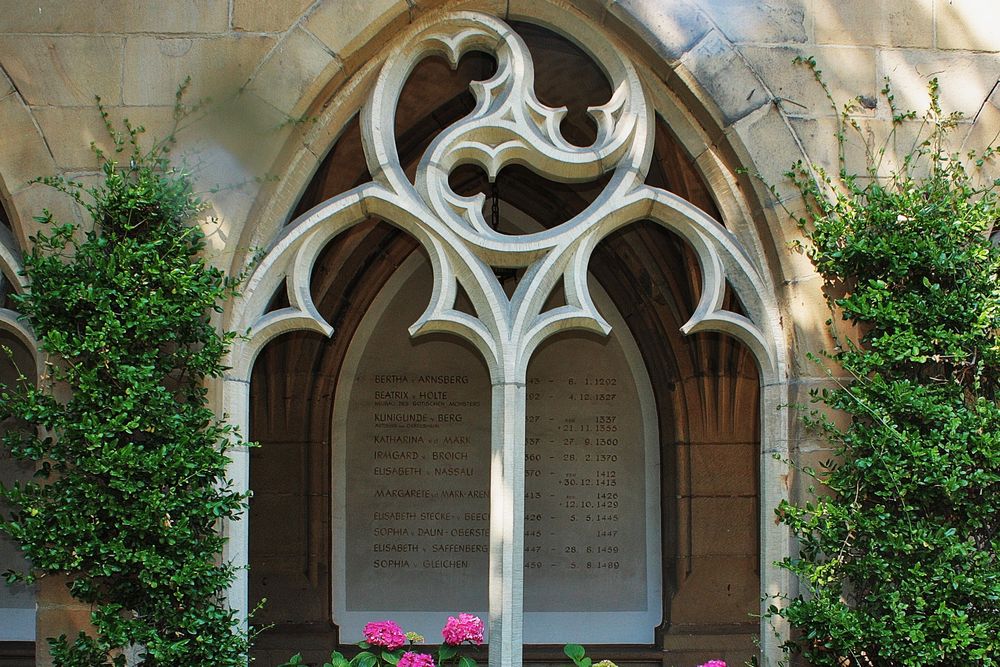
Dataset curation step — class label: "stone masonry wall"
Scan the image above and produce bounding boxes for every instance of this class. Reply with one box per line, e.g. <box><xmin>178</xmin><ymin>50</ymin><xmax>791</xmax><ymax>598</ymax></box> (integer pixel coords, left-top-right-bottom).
<box><xmin>0</xmin><ymin>1</ymin><xmax>997</xmax><ymax>665</ymax></box>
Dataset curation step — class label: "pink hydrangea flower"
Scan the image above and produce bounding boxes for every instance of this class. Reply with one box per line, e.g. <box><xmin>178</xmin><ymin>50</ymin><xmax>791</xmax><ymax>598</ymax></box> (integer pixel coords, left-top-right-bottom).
<box><xmin>398</xmin><ymin>652</ymin><xmax>436</xmax><ymax>667</ymax></box>
<box><xmin>696</xmin><ymin>661</ymin><xmax>727</xmax><ymax>667</ymax></box>
<box><xmin>441</xmin><ymin>613</ymin><xmax>485</xmax><ymax>645</ymax></box>
<box><xmin>363</xmin><ymin>620</ymin><xmax>407</xmax><ymax>650</ymax></box>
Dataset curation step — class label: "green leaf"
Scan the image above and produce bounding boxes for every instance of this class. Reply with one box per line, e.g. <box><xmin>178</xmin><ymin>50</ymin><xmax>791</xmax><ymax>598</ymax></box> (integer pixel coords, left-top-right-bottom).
<box><xmin>352</xmin><ymin>651</ymin><xmax>378</xmax><ymax>667</ymax></box>
<box><xmin>563</xmin><ymin>644</ymin><xmax>586</xmax><ymax>662</ymax></box>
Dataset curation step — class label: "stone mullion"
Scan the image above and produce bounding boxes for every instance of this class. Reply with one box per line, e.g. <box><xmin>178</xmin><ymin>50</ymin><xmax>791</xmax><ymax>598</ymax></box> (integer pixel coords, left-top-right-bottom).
<box><xmin>488</xmin><ymin>379</ymin><xmax>526</xmax><ymax>667</ymax></box>
<box><xmin>221</xmin><ymin>376</ymin><xmax>252</xmax><ymax>632</ymax></box>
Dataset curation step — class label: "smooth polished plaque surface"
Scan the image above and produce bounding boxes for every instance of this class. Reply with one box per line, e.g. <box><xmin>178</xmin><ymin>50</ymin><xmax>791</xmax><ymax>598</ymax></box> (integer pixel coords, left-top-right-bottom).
<box><xmin>332</xmin><ymin>252</ymin><xmax>661</xmax><ymax>643</ymax></box>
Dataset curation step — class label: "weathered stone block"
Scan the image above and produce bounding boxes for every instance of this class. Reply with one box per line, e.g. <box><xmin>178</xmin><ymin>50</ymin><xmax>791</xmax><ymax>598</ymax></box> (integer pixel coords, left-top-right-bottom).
<box><xmin>605</xmin><ymin>0</ymin><xmax>711</xmax><ymax>74</ymax></box>
<box><xmin>814</xmin><ymin>0</ymin><xmax>933</xmax><ymax>48</ymax></box>
<box><xmin>34</xmin><ymin>575</ymin><xmax>92</xmax><ymax>667</ymax></box>
<box><xmin>878</xmin><ymin>49</ymin><xmax>1000</xmax><ymax>117</ymax></box>
<box><xmin>233</xmin><ymin>0</ymin><xmax>314</xmax><ymax>33</ymax></box>
<box><xmin>781</xmin><ymin>286</ymin><xmax>841</xmax><ymax>377</ymax></box>
<box><xmin>690</xmin><ymin>497</ymin><xmax>757</xmax><ymax>556</ymax></box>
<box><xmin>0</xmin><ymin>0</ymin><xmax>228</xmax><ymax>34</ymax></box>
<box><xmin>677</xmin><ymin>30</ymin><xmax>770</xmax><ymax>128</ymax></box>
<box><xmin>30</xmin><ymin>106</ymin><xmax>173</xmax><ymax>172</ymax></box>
<box><xmin>699</xmin><ymin>0</ymin><xmax>807</xmax><ymax>44</ymax></box>
<box><xmin>787</xmin><ymin>116</ymin><xmax>871</xmax><ymax>179</ymax></box>
<box><xmin>786</xmin><ymin>378</ymin><xmax>855</xmax><ymax>434</ymax></box>
<box><xmin>689</xmin><ymin>442</ymin><xmax>757</xmax><ymax>497</ymax></box>
<box><xmin>668</xmin><ymin>555</ymin><xmax>759</xmax><ymax>625</ymax></box>
<box><xmin>0</xmin><ymin>95</ymin><xmax>58</xmax><ymax>194</ymax></box>
<box><xmin>788</xmin><ymin>447</ymin><xmax>841</xmax><ymax>505</ymax></box>
<box><xmin>741</xmin><ymin>45</ymin><xmax>877</xmax><ymax>116</ymax></box>
<box><xmin>961</xmin><ymin>91</ymin><xmax>1000</xmax><ymax>156</ymax></box>
<box><xmin>123</xmin><ymin>35</ymin><xmax>274</xmax><ymax>107</ymax></box>
<box><xmin>727</xmin><ymin>103</ymin><xmax>804</xmax><ymax>204</ymax></box>
<box><xmin>0</xmin><ymin>36</ymin><xmax>123</xmax><ymax>106</ymax></box>
<box><xmin>773</xmin><ymin>241</ymin><xmax>818</xmax><ymax>291</ymax></box>
<box><xmin>0</xmin><ymin>69</ymin><xmax>13</xmax><ymax>99</ymax></box>
<box><xmin>936</xmin><ymin>0</ymin><xmax>1000</xmax><ymax>51</ymax></box>
<box><xmin>244</xmin><ymin>27</ymin><xmax>342</xmax><ymax>118</ymax></box>
<box><xmin>306</xmin><ymin>0</ymin><xmax>409</xmax><ymax>74</ymax></box>
<box><xmin>8</xmin><ymin>182</ymin><xmax>87</xmax><ymax>247</ymax></box>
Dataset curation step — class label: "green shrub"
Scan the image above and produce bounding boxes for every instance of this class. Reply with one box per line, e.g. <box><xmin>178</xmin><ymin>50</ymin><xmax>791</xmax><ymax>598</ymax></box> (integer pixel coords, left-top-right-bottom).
<box><xmin>0</xmin><ymin>97</ymin><xmax>250</xmax><ymax>666</ymax></box>
<box><xmin>773</xmin><ymin>67</ymin><xmax>1000</xmax><ymax>666</ymax></box>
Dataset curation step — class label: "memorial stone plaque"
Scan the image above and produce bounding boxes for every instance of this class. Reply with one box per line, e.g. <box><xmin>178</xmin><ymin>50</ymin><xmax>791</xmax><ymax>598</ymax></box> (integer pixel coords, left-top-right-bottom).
<box><xmin>332</xmin><ymin>255</ymin><xmax>661</xmax><ymax>644</ymax></box>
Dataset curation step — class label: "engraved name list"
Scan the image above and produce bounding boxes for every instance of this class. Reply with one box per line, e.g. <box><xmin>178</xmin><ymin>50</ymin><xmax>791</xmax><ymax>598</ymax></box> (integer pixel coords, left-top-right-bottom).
<box><xmin>332</xmin><ymin>258</ymin><xmax>662</xmax><ymax>643</ymax></box>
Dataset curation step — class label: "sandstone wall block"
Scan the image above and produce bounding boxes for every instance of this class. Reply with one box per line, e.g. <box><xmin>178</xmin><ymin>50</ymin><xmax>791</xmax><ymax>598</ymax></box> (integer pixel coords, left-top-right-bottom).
<box><xmin>123</xmin><ymin>34</ymin><xmax>274</xmax><ymax>107</ymax></box>
<box><xmin>698</xmin><ymin>0</ymin><xmax>808</xmax><ymax>45</ymax></box>
<box><xmin>233</xmin><ymin>0</ymin><xmax>315</xmax><ymax>34</ymax></box>
<box><xmin>814</xmin><ymin>0</ymin><xmax>934</xmax><ymax>48</ymax></box>
<box><xmin>0</xmin><ymin>35</ymin><xmax>124</xmax><ymax>106</ymax></box>
<box><xmin>936</xmin><ymin>0</ymin><xmax>1000</xmax><ymax>52</ymax></box>
<box><xmin>245</xmin><ymin>27</ymin><xmax>342</xmax><ymax>118</ymax></box>
<box><xmin>0</xmin><ymin>0</ymin><xmax>228</xmax><ymax>34</ymax></box>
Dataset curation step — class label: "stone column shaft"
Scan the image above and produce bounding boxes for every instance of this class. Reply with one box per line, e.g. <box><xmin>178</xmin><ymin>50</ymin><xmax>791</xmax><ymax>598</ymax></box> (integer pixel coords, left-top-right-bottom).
<box><xmin>488</xmin><ymin>380</ymin><xmax>525</xmax><ymax>667</ymax></box>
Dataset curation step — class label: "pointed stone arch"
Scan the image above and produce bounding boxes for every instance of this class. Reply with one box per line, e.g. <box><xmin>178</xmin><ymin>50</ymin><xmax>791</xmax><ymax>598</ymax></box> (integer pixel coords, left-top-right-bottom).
<box><xmin>224</xmin><ymin>7</ymin><xmax>794</xmax><ymax>666</ymax></box>
<box><xmin>0</xmin><ymin>191</ymin><xmax>40</xmax><ymax>656</ymax></box>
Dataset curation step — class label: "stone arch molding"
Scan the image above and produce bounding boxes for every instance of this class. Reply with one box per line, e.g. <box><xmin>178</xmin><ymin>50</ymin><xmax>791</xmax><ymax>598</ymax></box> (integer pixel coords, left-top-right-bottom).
<box><xmin>0</xmin><ymin>223</ymin><xmax>37</xmax><ymax>368</ymax></box>
<box><xmin>228</xmin><ymin>11</ymin><xmax>786</xmax><ymax>666</ymax></box>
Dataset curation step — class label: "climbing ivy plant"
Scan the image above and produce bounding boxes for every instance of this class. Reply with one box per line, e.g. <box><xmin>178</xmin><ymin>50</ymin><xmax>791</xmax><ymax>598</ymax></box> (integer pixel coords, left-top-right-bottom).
<box><xmin>0</xmin><ymin>94</ymin><xmax>251</xmax><ymax>666</ymax></box>
<box><xmin>773</xmin><ymin>63</ymin><xmax>1000</xmax><ymax>666</ymax></box>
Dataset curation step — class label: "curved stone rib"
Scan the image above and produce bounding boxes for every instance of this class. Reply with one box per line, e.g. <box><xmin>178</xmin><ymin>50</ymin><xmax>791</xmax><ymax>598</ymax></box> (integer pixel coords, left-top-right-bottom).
<box><xmin>236</xmin><ymin>187</ymin><xmax>376</xmax><ymax>335</ymax></box>
<box><xmin>515</xmin><ymin>304</ymin><xmax>612</xmax><ymax>380</ymax></box>
<box><xmin>575</xmin><ymin>185</ymin><xmax>780</xmax><ymax>375</ymax></box>
<box><xmin>415</xmin><ymin>20</ymin><xmax>649</xmax><ymax>250</ymax></box>
<box><xmin>230</xmin><ymin>307</ymin><xmax>333</xmax><ymax>381</ymax></box>
<box><xmin>238</xmin><ymin>182</ymin><xmax>522</xmax><ymax>382</ymax></box>
<box><xmin>681</xmin><ymin>310</ymin><xmax>774</xmax><ymax>375</ymax></box>
<box><xmin>287</xmin><ymin>227</ymin><xmax>337</xmax><ymax>338</ymax></box>
<box><xmin>0</xmin><ymin>228</ymin><xmax>38</xmax><ymax>376</ymax></box>
<box><xmin>408</xmin><ymin>308</ymin><xmax>501</xmax><ymax>377</ymax></box>
<box><xmin>361</xmin><ymin>16</ymin><xmax>507</xmax><ymax>200</ymax></box>
<box><xmin>360</xmin><ymin>11</ymin><xmax>652</xmax><ymax>259</ymax></box>
<box><xmin>0</xmin><ymin>226</ymin><xmax>26</xmax><ymax>291</ymax></box>
<box><xmin>363</xmin><ymin>190</ymin><xmax>513</xmax><ymax>350</ymax></box>
<box><xmin>0</xmin><ymin>307</ymin><xmax>35</xmax><ymax>354</ymax></box>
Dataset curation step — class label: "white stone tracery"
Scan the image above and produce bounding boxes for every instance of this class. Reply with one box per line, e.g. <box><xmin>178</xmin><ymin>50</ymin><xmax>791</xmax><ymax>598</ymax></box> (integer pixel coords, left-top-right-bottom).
<box><xmin>227</xmin><ymin>11</ymin><xmax>786</xmax><ymax>666</ymax></box>
<box><xmin>0</xmin><ymin>225</ymin><xmax>35</xmax><ymax>359</ymax></box>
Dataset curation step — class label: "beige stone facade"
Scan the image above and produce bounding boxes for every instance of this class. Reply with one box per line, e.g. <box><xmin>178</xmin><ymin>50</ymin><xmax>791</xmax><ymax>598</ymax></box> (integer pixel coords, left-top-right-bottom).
<box><xmin>0</xmin><ymin>1</ymin><xmax>997</xmax><ymax>666</ymax></box>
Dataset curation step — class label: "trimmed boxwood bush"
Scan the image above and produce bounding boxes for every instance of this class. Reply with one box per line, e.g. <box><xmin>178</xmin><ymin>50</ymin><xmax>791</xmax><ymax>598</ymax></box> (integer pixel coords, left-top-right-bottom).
<box><xmin>0</xmin><ymin>99</ymin><xmax>250</xmax><ymax>666</ymax></box>
<box><xmin>773</xmin><ymin>68</ymin><xmax>1000</xmax><ymax>667</ymax></box>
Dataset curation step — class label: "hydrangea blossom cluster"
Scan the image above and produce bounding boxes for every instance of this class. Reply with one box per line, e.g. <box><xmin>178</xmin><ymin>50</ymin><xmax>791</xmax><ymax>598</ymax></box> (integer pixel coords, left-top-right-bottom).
<box><xmin>398</xmin><ymin>652</ymin><xmax>436</xmax><ymax>667</ymax></box>
<box><xmin>363</xmin><ymin>620</ymin><xmax>408</xmax><ymax>650</ymax></box>
<box><xmin>696</xmin><ymin>661</ymin><xmax>726</xmax><ymax>667</ymax></box>
<box><xmin>441</xmin><ymin>613</ymin><xmax>485</xmax><ymax>645</ymax></box>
